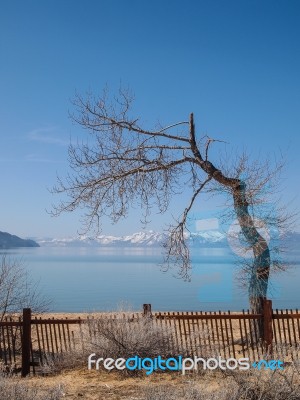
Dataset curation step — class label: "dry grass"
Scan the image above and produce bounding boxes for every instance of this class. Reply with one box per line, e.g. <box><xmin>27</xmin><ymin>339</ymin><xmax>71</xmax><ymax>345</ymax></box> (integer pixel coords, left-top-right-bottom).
<box><xmin>15</xmin><ymin>363</ymin><xmax>300</xmax><ymax>400</ymax></box>
<box><xmin>38</xmin><ymin>313</ymin><xmax>186</xmax><ymax>375</ymax></box>
<box><xmin>0</xmin><ymin>375</ymin><xmax>64</xmax><ymax>400</ymax></box>
<box><xmin>30</xmin><ymin>313</ymin><xmax>300</xmax><ymax>399</ymax></box>
<box><xmin>2</xmin><ymin>311</ymin><xmax>300</xmax><ymax>399</ymax></box>
<box><xmin>20</xmin><ymin>368</ymin><xmax>220</xmax><ymax>400</ymax></box>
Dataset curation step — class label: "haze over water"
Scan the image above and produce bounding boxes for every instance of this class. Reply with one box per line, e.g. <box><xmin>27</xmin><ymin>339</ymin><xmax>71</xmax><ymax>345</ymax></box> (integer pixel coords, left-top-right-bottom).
<box><xmin>1</xmin><ymin>246</ymin><xmax>299</xmax><ymax>313</ymax></box>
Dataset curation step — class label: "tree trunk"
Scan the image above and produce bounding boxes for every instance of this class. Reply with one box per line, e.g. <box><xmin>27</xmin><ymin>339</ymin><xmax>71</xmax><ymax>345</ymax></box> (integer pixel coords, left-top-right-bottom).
<box><xmin>189</xmin><ymin>113</ymin><xmax>270</xmax><ymax>338</ymax></box>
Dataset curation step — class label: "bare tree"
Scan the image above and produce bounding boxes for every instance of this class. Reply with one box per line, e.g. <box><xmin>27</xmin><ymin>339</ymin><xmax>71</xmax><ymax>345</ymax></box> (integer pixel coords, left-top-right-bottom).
<box><xmin>0</xmin><ymin>255</ymin><xmax>49</xmax><ymax>321</ymax></box>
<box><xmin>52</xmin><ymin>88</ymin><xmax>291</xmax><ymax>323</ymax></box>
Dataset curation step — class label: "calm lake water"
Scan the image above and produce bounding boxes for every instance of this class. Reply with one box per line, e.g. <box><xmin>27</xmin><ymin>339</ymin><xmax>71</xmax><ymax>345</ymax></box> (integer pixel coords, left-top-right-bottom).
<box><xmin>1</xmin><ymin>247</ymin><xmax>299</xmax><ymax>312</ymax></box>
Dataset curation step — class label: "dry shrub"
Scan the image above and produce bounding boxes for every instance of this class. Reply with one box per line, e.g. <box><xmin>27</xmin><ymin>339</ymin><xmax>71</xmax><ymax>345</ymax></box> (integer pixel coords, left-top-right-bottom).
<box><xmin>83</xmin><ymin>311</ymin><xmax>216</xmax><ymax>360</ymax></box>
<box><xmin>143</xmin><ymin>382</ymin><xmax>237</xmax><ymax>400</ymax></box>
<box><xmin>38</xmin><ymin>313</ymin><xmax>179</xmax><ymax>374</ymax></box>
<box><xmin>39</xmin><ymin>350</ymin><xmax>87</xmax><ymax>375</ymax></box>
<box><xmin>84</xmin><ymin>314</ymin><xmax>178</xmax><ymax>360</ymax></box>
<box><xmin>227</xmin><ymin>364</ymin><xmax>300</xmax><ymax>400</ymax></box>
<box><xmin>142</xmin><ymin>361</ymin><xmax>300</xmax><ymax>400</ymax></box>
<box><xmin>0</xmin><ymin>360</ymin><xmax>16</xmax><ymax>375</ymax></box>
<box><xmin>0</xmin><ymin>375</ymin><xmax>64</xmax><ymax>400</ymax></box>
<box><xmin>270</xmin><ymin>343</ymin><xmax>300</xmax><ymax>366</ymax></box>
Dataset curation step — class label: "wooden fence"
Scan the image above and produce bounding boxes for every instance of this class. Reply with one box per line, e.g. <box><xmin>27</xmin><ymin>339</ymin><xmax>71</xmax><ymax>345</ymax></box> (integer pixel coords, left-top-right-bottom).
<box><xmin>150</xmin><ymin>302</ymin><xmax>300</xmax><ymax>360</ymax></box>
<box><xmin>0</xmin><ymin>299</ymin><xmax>300</xmax><ymax>377</ymax></box>
<box><xmin>0</xmin><ymin>309</ymin><xmax>85</xmax><ymax>377</ymax></box>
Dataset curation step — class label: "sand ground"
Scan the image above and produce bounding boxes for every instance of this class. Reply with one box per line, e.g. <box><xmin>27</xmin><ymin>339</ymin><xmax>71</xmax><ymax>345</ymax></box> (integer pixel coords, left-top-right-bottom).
<box><xmin>24</xmin><ymin>368</ymin><xmax>221</xmax><ymax>400</ymax></box>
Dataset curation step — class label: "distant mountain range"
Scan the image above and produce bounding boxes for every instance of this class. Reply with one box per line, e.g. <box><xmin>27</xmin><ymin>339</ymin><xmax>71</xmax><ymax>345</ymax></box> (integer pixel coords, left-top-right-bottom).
<box><xmin>2</xmin><ymin>228</ymin><xmax>298</xmax><ymax>250</ymax></box>
<box><xmin>37</xmin><ymin>231</ymin><xmax>166</xmax><ymax>247</ymax></box>
<box><xmin>36</xmin><ymin>230</ymin><xmax>300</xmax><ymax>248</ymax></box>
<box><xmin>0</xmin><ymin>231</ymin><xmax>39</xmax><ymax>249</ymax></box>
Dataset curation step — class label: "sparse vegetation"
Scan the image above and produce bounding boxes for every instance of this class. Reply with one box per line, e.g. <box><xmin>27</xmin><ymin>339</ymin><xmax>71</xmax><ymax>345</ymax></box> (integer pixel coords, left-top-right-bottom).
<box><xmin>39</xmin><ymin>313</ymin><xmax>181</xmax><ymax>375</ymax></box>
<box><xmin>33</xmin><ymin>312</ymin><xmax>300</xmax><ymax>399</ymax></box>
<box><xmin>142</xmin><ymin>365</ymin><xmax>300</xmax><ymax>400</ymax></box>
<box><xmin>7</xmin><ymin>362</ymin><xmax>298</xmax><ymax>400</ymax></box>
<box><xmin>39</xmin><ymin>351</ymin><xmax>86</xmax><ymax>375</ymax></box>
<box><xmin>0</xmin><ymin>375</ymin><xmax>64</xmax><ymax>400</ymax></box>
<box><xmin>0</xmin><ymin>255</ymin><xmax>50</xmax><ymax>320</ymax></box>
<box><xmin>85</xmin><ymin>314</ymin><xmax>176</xmax><ymax>360</ymax></box>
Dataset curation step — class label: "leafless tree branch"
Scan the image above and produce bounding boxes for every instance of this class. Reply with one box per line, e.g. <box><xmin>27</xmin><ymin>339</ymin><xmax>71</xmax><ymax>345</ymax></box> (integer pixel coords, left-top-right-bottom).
<box><xmin>0</xmin><ymin>255</ymin><xmax>50</xmax><ymax>320</ymax></box>
<box><xmin>52</xmin><ymin>88</ymin><xmax>295</xmax><ymax>324</ymax></box>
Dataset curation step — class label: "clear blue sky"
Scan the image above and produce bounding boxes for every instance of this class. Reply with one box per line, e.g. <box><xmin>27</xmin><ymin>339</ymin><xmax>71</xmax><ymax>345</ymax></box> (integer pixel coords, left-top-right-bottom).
<box><xmin>1</xmin><ymin>0</ymin><xmax>299</xmax><ymax>238</ymax></box>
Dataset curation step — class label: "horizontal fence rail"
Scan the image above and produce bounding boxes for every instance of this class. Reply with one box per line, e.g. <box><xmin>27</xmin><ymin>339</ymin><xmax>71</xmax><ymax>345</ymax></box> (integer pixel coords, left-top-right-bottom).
<box><xmin>0</xmin><ymin>299</ymin><xmax>299</xmax><ymax>376</ymax></box>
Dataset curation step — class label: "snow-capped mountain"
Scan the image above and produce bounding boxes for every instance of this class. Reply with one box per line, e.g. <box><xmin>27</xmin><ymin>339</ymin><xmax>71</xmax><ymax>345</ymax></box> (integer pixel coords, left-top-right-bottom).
<box><xmin>190</xmin><ymin>230</ymin><xmax>227</xmax><ymax>244</ymax></box>
<box><xmin>37</xmin><ymin>231</ymin><xmax>164</xmax><ymax>247</ymax></box>
<box><xmin>35</xmin><ymin>229</ymin><xmax>300</xmax><ymax>248</ymax></box>
<box><xmin>36</xmin><ymin>230</ymin><xmax>228</xmax><ymax>247</ymax></box>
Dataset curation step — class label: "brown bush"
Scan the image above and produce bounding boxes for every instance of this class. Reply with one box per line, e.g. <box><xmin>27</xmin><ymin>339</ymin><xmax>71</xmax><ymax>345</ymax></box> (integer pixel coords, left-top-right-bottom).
<box><xmin>0</xmin><ymin>375</ymin><xmax>64</xmax><ymax>400</ymax></box>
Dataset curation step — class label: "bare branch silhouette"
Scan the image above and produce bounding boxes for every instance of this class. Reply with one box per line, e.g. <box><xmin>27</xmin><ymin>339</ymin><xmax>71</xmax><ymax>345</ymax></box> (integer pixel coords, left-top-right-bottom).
<box><xmin>51</xmin><ymin>88</ymin><xmax>294</xmax><ymax>331</ymax></box>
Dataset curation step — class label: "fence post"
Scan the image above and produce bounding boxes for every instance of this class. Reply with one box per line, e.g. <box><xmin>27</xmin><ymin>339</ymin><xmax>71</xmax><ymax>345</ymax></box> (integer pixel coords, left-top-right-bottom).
<box><xmin>22</xmin><ymin>308</ymin><xmax>31</xmax><ymax>377</ymax></box>
<box><xmin>263</xmin><ymin>299</ymin><xmax>273</xmax><ymax>353</ymax></box>
<box><xmin>143</xmin><ymin>304</ymin><xmax>152</xmax><ymax>317</ymax></box>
